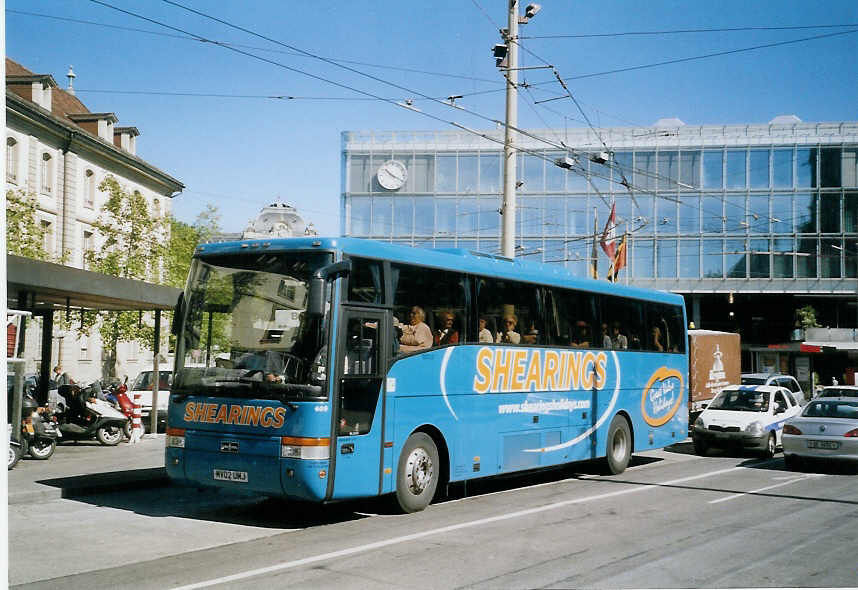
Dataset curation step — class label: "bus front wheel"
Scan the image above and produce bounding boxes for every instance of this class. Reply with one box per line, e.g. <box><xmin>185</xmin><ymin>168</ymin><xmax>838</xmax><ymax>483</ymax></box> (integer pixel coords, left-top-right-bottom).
<box><xmin>395</xmin><ymin>433</ymin><xmax>439</xmax><ymax>513</ymax></box>
<box><xmin>605</xmin><ymin>415</ymin><xmax>632</xmax><ymax>475</ymax></box>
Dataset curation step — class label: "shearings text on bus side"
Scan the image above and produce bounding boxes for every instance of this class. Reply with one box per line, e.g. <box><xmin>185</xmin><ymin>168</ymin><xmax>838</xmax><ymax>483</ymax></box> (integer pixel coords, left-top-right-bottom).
<box><xmin>473</xmin><ymin>348</ymin><xmax>608</xmax><ymax>394</ymax></box>
<box><xmin>182</xmin><ymin>402</ymin><xmax>287</xmax><ymax>428</ymax></box>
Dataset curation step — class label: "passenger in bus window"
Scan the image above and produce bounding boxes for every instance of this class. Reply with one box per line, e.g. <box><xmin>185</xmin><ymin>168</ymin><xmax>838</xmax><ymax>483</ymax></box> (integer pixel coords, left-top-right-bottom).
<box><xmin>522</xmin><ymin>321</ymin><xmax>540</xmax><ymax>344</ymax></box>
<box><xmin>612</xmin><ymin>322</ymin><xmax>628</xmax><ymax>350</ymax></box>
<box><xmin>434</xmin><ymin>311</ymin><xmax>459</xmax><ymax>346</ymax></box>
<box><xmin>496</xmin><ymin>314</ymin><xmax>521</xmax><ymax>344</ymax></box>
<box><xmin>478</xmin><ymin>317</ymin><xmax>493</xmax><ymax>343</ymax></box>
<box><xmin>399</xmin><ymin>306</ymin><xmax>433</xmax><ymax>352</ymax></box>
<box><xmin>570</xmin><ymin>322</ymin><xmax>590</xmax><ymax>348</ymax></box>
<box><xmin>650</xmin><ymin>325</ymin><xmax>664</xmax><ymax>351</ymax></box>
<box><xmin>601</xmin><ymin>323</ymin><xmax>612</xmax><ymax>348</ymax></box>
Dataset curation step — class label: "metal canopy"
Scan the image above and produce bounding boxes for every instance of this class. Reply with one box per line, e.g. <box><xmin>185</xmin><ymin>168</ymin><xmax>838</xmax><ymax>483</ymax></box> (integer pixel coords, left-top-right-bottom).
<box><xmin>7</xmin><ymin>254</ymin><xmax>181</xmax><ymax>312</ymax></box>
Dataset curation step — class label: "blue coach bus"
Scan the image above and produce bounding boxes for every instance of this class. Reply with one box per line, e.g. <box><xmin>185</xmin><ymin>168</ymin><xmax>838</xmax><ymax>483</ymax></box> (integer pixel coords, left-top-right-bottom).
<box><xmin>166</xmin><ymin>237</ymin><xmax>687</xmax><ymax>512</ymax></box>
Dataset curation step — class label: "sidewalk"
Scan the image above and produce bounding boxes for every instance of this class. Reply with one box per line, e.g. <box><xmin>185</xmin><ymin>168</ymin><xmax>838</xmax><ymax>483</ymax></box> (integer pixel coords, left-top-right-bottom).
<box><xmin>8</xmin><ymin>434</ymin><xmax>168</xmax><ymax>505</ymax></box>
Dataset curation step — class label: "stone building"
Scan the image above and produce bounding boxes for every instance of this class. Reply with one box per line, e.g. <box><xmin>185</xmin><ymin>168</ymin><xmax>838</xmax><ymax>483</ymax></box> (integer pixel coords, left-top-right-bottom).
<box><xmin>6</xmin><ymin>58</ymin><xmax>184</xmax><ymax>383</ymax></box>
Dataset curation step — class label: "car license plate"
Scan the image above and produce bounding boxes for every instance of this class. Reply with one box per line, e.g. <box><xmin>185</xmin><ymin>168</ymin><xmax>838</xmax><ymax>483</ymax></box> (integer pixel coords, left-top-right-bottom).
<box><xmin>807</xmin><ymin>440</ymin><xmax>840</xmax><ymax>450</ymax></box>
<box><xmin>213</xmin><ymin>469</ymin><xmax>248</xmax><ymax>482</ymax></box>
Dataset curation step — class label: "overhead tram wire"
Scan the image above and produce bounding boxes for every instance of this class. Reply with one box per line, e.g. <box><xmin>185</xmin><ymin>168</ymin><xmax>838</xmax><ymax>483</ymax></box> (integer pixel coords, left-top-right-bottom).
<box><xmin>521</xmin><ymin>22</ymin><xmax>858</xmax><ymax>39</ymax></box>
<box><xmin>91</xmin><ymin>1</ymin><xmax>803</xmax><ymax>235</ymax></box>
<box><xmin>89</xmin><ymin>0</ymin><xmax>664</xmax><ymax>205</ymax></box>
<box><xmin>528</xmin><ymin>28</ymin><xmax>858</xmax><ymax>82</ymax></box>
<box><xmin>8</xmin><ymin>9</ymin><xmax>500</xmax><ymax>86</ymax></box>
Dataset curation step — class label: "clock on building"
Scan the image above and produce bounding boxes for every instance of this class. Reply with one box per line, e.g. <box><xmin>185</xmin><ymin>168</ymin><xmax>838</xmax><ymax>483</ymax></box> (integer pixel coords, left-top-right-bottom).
<box><xmin>376</xmin><ymin>159</ymin><xmax>407</xmax><ymax>190</ymax></box>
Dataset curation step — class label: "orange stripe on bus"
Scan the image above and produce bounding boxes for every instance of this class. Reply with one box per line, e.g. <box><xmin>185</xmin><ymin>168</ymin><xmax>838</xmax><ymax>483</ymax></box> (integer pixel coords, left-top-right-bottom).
<box><xmin>281</xmin><ymin>436</ymin><xmax>330</xmax><ymax>446</ymax></box>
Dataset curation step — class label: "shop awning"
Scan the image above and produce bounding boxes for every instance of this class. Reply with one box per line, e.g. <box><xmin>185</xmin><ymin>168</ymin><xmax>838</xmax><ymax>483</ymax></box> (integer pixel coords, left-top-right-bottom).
<box><xmin>800</xmin><ymin>341</ymin><xmax>858</xmax><ymax>353</ymax></box>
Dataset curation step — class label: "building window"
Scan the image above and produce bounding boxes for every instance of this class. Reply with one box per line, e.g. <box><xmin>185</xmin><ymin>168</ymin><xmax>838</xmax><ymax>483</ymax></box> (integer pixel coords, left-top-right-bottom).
<box><xmin>79</xmin><ymin>335</ymin><xmax>89</xmax><ymax>361</ymax></box>
<box><xmin>84</xmin><ymin>170</ymin><xmax>95</xmax><ymax>208</ymax></box>
<box><xmin>82</xmin><ymin>230</ymin><xmax>94</xmax><ymax>269</ymax></box>
<box><xmin>772</xmin><ymin>149</ymin><xmax>793</xmax><ymax>188</ymax></box>
<box><xmin>703</xmin><ymin>151</ymin><xmax>723</xmax><ymax>189</ymax></box>
<box><xmin>6</xmin><ymin>137</ymin><xmax>19</xmax><ymax>183</ymax></box>
<box><xmin>726</xmin><ymin>150</ymin><xmax>747</xmax><ymax>189</ymax></box>
<box><xmin>749</xmin><ymin>150</ymin><xmax>770</xmax><ymax>189</ymax></box>
<box><xmin>40</xmin><ymin>220</ymin><xmax>54</xmax><ymax>255</ymax></box>
<box><xmin>40</xmin><ymin>153</ymin><xmax>54</xmax><ymax>194</ymax></box>
<box><xmin>153</xmin><ymin>198</ymin><xmax>161</xmax><ymax>218</ymax></box>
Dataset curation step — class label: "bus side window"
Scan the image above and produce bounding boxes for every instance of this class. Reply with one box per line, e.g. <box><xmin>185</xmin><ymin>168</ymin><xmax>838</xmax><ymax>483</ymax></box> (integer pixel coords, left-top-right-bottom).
<box><xmin>603</xmin><ymin>294</ymin><xmax>644</xmax><ymax>351</ymax></box>
<box><xmin>391</xmin><ymin>263</ymin><xmax>468</xmax><ymax>346</ymax></box>
<box><xmin>476</xmin><ymin>276</ymin><xmax>544</xmax><ymax>346</ymax></box>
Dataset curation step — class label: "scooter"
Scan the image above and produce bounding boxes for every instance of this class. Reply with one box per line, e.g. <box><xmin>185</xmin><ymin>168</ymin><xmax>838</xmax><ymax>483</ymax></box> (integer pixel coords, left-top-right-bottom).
<box><xmin>19</xmin><ymin>391</ymin><xmax>59</xmax><ymax>460</ymax></box>
<box><xmin>56</xmin><ymin>383</ymin><xmax>129</xmax><ymax>446</ymax></box>
<box><xmin>8</xmin><ymin>424</ymin><xmax>22</xmax><ymax>470</ymax></box>
<box><xmin>105</xmin><ymin>377</ymin><xmax>134</xmax><ymax>439</ymax></box>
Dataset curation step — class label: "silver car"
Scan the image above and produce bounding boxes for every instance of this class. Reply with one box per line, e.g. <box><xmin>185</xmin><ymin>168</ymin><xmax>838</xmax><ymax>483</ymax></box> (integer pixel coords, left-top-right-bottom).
<box><xmin>782</xmin><ymin>397</ymin><xmax>858</xmax><ymax>469</ymax></box>
<box><xmin>816</xmin><ymin>385</ymin><xmax>858</xmax><ymax>398</ymax></box>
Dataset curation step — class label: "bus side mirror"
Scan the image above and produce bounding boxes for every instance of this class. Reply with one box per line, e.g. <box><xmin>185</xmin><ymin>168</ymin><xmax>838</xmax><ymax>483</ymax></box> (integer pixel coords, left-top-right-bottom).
<box><xmin>171</xmin><ymin>292</ymin><xmax>184</xmax><ymax>336</ymax></box>
<box><xmin>308</xmin><ymin>260</ymin><xmax>352</xmax><ymax>317</ymax></box>
<box><xmin>308</xmin><ymin>277</ymin><xmax>326</xmax><ymax>317</ymax></box>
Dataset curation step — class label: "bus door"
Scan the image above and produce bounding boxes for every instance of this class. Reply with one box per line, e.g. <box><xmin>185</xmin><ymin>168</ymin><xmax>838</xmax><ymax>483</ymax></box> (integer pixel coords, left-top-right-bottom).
<box><xmin>331</xmin><ymin>308</ymin><xmax>388</xmax><ymax>498</ymax></box>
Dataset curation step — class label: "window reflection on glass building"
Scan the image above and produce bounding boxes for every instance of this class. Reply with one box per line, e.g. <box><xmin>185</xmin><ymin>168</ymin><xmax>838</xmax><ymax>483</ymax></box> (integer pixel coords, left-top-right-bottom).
<box><xmin>341</xmin><ymin>121</ymin><xmax>858</xmax><ymax>360</ymax></box>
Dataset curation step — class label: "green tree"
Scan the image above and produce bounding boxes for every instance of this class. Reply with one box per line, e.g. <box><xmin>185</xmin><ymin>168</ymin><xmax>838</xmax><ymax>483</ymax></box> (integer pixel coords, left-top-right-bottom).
<box><xmin>6</xmin><ymin>188</ymin><xmax>53</xmax><ymax>260</ymax></box>
<box><xmin>165</xmin><ymin>204</ymin><xmax>221</xmax><ymax>288</ymax></box>
<box><xmin>82</xmin><ymin>176</ymin><xmax>169</xmax><ymax>378</ymax></box>
<box><xmin>164</xmin><ymin>205</ymin><xmax>232</xmax><ymax>360</ymax></box>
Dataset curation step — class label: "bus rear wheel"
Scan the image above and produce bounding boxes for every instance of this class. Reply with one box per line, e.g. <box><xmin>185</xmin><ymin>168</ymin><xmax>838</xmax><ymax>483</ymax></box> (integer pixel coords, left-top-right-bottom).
<box><xmin>395</xmin><ymin>432</ymin><xmax>439</xmax><ymax>513</ymax></box>
<box><xmin>605</xmin><ymin>415</ymin><xmax>632</xmax><ymax>475</ymax></box>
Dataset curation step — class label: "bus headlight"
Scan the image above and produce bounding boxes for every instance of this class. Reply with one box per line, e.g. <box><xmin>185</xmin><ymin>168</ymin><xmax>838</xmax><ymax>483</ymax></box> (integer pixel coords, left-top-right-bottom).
<box><xmin>745</xmin><ymin>421</ymin><xmax>764</xmax><ymax>436</ymax></box>
<box><xmin>166</xmin><ymin>427</ymin><xmax>185</xmax><ymax>448</ymax></box>
<box><xmin>280</xmin><ymin>436</ymin><xmax>330</xmax><ymax>460</ymax></box>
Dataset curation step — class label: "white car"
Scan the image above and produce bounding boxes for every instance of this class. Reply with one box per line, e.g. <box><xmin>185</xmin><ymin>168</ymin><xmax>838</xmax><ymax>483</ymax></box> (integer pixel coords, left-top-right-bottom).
<box><xmin>692</xmin><ymin>385</ymin><xmax>803</xmax><ymax>458</ymax></box>
<box><xmin>128</xmin><ymin>370</ymin><xmax>172</xmax><ymax>431</ymax></box>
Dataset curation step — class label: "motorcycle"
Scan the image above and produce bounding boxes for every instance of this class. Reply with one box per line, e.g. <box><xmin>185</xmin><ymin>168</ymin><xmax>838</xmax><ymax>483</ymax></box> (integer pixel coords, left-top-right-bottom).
<box><xmin>56</xmin><ymin>383</ymin><xmax>129</xmax><ymax>446</ymax></box>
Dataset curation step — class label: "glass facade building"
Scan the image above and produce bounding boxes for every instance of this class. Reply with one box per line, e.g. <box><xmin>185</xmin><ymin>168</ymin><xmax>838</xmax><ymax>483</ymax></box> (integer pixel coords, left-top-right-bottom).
<box><xmin>342</xmin><ymin>122</ymin><xmax>858</xmax><ymax>297</ymax></box>
<box><xmin>342</xmin><ymin>121</ymin><xmax>858</xmax><ymax>391</ymax></box>
<box><xmin>342</xmin><ymin>121</ymin><xmax>858</xmax><ymax>381</ymax></box>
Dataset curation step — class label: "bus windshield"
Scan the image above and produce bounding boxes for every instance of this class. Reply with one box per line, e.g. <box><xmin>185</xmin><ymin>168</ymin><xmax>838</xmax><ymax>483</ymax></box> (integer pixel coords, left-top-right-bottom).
<box><xmin>173</xmin><ymin>250</ymin><xmax>333</xmax><ymax>400</ymax></box>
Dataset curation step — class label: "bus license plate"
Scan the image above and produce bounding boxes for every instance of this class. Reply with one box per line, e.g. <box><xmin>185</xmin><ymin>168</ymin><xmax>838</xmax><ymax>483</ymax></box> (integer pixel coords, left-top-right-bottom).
<box><xmin>807</xmin><ymin>440</ymin><xmax>840</xmax><ymax>450</ymax></box>
<box><xmin>213</xmin><ymin>469</ymin><xmax>248</xmax><ymax>482</ymax></box>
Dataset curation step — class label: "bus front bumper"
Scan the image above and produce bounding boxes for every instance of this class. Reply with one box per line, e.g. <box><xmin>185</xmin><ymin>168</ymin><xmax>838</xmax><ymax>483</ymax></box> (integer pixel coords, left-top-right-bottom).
<box><xmin>165</xmin><ymin>447</ymin><xmax>329</xmax><ymax>502</ymax></box>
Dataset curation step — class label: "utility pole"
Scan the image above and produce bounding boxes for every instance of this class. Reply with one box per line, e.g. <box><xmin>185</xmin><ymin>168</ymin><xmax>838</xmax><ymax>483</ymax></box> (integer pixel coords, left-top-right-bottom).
<box><xmin>496</xmin><ymin>2</ymin><xmax>540</xmax><ymax>259</ymax></box>
<box><xmin>500</xmin><ymin>1</ymin><xmax>519</xmax><ymax>259</ymax></box>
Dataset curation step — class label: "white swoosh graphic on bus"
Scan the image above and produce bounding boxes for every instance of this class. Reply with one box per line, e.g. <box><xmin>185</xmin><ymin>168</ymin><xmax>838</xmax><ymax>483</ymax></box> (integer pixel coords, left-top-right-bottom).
<box><xmin>524</xmin><ymin>350</ymin><xmax>621</xmax><ymax>453</ymax></box>
<box><xmin>439</xmin><ymin>346</ymin><xmax>458</xmax><ymax>421</ymax></box>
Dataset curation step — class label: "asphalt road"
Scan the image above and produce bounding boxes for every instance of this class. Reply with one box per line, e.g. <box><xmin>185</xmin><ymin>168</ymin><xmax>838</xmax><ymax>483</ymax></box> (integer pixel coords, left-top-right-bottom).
<box><xmin>10</xmin><ymin>442</ymin><xmax>858</xmax><ymax>589</ymax></box>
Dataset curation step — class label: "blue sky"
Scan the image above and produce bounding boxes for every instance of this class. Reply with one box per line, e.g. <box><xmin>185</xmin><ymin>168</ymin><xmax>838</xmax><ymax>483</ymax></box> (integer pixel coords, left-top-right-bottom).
<box><xmin>7</xmin><ymin>0</ymin><xmax>857</xmax><ymax>236</ymax></box>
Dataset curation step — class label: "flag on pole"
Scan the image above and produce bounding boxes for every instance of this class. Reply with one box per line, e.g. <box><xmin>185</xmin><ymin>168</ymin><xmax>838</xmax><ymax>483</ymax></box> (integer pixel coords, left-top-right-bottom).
<box><xmin>600</xmin><ymin>200</ymin><xmax>617</xmax><ymax>262</ymax></box>
<box><xmin>608</xmin><ymin>233</ymin><xmax>628</xmax><ymax>281</ymax></box>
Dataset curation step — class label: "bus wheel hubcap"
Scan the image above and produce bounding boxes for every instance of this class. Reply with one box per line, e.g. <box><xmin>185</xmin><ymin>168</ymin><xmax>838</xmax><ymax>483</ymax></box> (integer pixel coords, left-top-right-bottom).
<box><xmin>405</xmin><ymin>448</ymin><xmax>433</xmax><ymax>495</ymax></box>
<box><xmin>612</xmin><ymin>431</ymin><xmax>627</xmax><ymax>460</ymax></box>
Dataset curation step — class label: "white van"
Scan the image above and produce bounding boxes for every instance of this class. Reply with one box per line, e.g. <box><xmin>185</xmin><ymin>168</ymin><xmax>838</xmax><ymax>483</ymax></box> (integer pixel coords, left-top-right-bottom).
<box><xmin>128</xmin><ymin>370</ymin><xmax>172</xmax><ymax>432</ymax></box>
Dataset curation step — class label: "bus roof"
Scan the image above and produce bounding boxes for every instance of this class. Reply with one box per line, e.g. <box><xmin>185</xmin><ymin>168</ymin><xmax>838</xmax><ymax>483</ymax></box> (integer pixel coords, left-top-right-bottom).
<box><xmin>195</xmin><ymin>237</ymin><xmax>684</xmax><ymax>306</ymax></box>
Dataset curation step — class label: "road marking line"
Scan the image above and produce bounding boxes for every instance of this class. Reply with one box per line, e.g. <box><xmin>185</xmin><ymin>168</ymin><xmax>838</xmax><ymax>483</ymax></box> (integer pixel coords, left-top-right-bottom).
<box><xmin>708</xmin><ymin>474</ymin><xmax>822</xmax><ymax>504</ymax></box>
<box><xmin>170</xmin><ymin>464</ymin><xmax>746</xmax><ymax>590</ymax></box>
